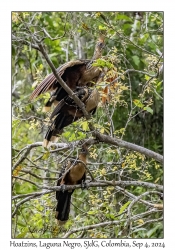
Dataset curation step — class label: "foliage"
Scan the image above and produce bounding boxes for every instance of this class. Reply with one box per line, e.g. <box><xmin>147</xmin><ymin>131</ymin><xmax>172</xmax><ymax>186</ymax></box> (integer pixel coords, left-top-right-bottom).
<box><xmin>12</xmin><ymin>12</ymin><xmax>163</xmax><ymax>239</ymax></box>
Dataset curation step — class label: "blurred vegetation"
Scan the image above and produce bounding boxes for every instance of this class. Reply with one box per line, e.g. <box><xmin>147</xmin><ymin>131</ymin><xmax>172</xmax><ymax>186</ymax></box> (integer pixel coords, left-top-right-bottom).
<box><xmin>12</xmin><ymin>12</ymin><xmax>163</xmax><ymax>239</ymax></box>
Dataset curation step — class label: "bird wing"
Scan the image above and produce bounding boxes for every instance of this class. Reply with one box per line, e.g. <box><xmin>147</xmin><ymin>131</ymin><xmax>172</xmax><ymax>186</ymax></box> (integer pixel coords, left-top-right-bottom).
<box><xmin>85</xmin><ymin>88</ymin><xmax>100</xmax><ymax>112</ymax></box>
<box><xmin>30</xmin><ymin>60</ymin><xmax>88</xmax><ymax>100</ymax></box>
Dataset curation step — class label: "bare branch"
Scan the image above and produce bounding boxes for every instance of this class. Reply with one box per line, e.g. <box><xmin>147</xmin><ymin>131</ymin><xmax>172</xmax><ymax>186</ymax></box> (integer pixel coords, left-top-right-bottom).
<box><xmin>12</xmin><ymin>132</ymin><xmax>163</xmax><ymax>173</ymax></box>
<box><xmin>63</xmin><ymin>219</ymin><xmax>125</xmax><ymax>238</ymax></box>
<box><xmin>12</xmin><ymin>138</ymin><xmax>97</xmax><ymax>171</ymax></box>
<box><xmin>12</xmin><ymin>179</ymin><xmax>163</xmax><ymax>196</ymax></box>
<box><xmin>93</xmin><ymin>131</ymin><xmax>163</xmax><ymax>164</ymax></box>
<box><xmin>115</xmin><ymin>186</ymin><xmax>161</xmax><ymax>208</ymax></box>
<box><xmin>63</xmin><ymin>208</ymin><xmax>162</xmax><ymax>238</ymax></box>
<box><xmin>12</xmin><ymin>189</ymin><xmax>53</xmax><ymax>217</ymax></box>
<box><xmin>12</xmin><ymin>142</ymin><xmax>43</xmax><ymax>171</ymax></box>
<box><xmin>132</xmin><ymin>217</ymin><xmax>163</xmax><ymax>230</ymax></box>
<box><xmin>110</xmin><ymin>69</ymin><xmax>157</xmax><ymax>85</ymax></box>
<box><xmin>20</xmin><ymin>169</ymin><xmax>57</xmax><ymax>180</ymax></box>
<box><xmin>126</xmin><ymin>190</ymin><xmax>163</xmax><ymax>235</ymax></box>
<box><xmin>12</xmin><ymin>34</ymin><xmax>40</xmax><ymax>51</ymax></box>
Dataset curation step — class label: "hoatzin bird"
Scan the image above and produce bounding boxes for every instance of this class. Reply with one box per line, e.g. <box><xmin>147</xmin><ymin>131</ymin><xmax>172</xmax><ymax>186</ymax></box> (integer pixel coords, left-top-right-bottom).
<box><xmin>30</xmin><ymin>36</ymin><xmax>105</xmax><ymax>146</ymax></box>
<box><xmin>43</xmin><ymin>86</ymin><xmax>99</xmax><ymax>147</ymax></box>
<box><xmin>55</xmin><ymin>145</ymin><xmax>88</xmax><ymax>225</ymax></box>
<box><xmin>30</xmin><ymin>36</ymin><xmax>105</xmax><ymax>111</ymax></box>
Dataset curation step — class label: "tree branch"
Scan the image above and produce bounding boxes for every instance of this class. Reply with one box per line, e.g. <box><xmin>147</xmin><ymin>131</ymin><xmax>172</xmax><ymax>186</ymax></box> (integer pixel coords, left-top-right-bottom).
<box><xmin>12</xmin><ymin>132</ymin><xmax>163</xmax><ymax>172</ymax></box>
<box><xmin>110</xmin><ymin>69</ymin><xmax>157</xmax><ymax>85</ymax></box>
<box><xmin>12</xmin><ymin>189</ymin><xmax>53</xmax><ymax>217</ymax></box>
<box><xmin>12</xmin><ymin>178</ymin><xmax>163</xmax><ymax>218</ymax></box>
<box><xmin>115</xmin><ymin>186</ymin><xmax>161</xmax><ymax>208</ymax></box>
<box><xmin>12</xmin><ymin>179</ymin><xmax>163</xmax><ymax>196</ymax></box>
<box><xmin>12</xmin><ymin>142</ymin><xmax>43</xmax><ymax>171</ymax></box>
<box><xmin>93</xmin><ymin>131</ymin><xmax>163</xmax><ymax>164</ymax></box>
<box><xmin>126</xmin><ymin>190</ymin><xmax>163</xmax><ymax>233</ymax></box>
<box><xmin>37</xmin><ymin>42</ymin><xmax>90</xmax><ymax>119</ymax></box>
<box><xmin>12</xmin><ymin>139</ymin><xmax>97</xmax><ymax>171</ymax></box>
<box><xmin>12</xmin><ymin>34</ymin><xmax>40</xmax><ymax>51</ymax></box>
<box><xmin>62</xmin><ymin>208</ymin><xmax>163</xmax><ymax>238</ymax></box>
<box><xmin>132</xmin><ymin>217</ymin><xmax>163</xmax><ymax>230</ymax></box>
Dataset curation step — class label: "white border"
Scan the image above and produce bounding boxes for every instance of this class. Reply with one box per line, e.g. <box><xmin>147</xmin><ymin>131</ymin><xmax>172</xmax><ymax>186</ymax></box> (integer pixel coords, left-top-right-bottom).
<box><xmin>1</xmin><ymin>1</ymin><xmax>174</xmax><ymax>249</ymax></box>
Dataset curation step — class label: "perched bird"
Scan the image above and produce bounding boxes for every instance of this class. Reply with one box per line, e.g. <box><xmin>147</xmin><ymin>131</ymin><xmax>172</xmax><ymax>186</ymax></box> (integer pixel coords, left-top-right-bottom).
<box><xmin>43</xmin><ymin>86</ymin><xmax>100</xmax><ymax>147</ymax></box>
<box><xmin>55</xmin><ymin>146</ymin><xmax>88</xmax><ymax>225</ymax></box>
<box><xmin>30</xmin><ymin>37</ymin><xmax>105</xmax><ymax>146</ymax></box>
<box><xmin>30</xmin><ymin>36</ymin><xmax>105</xmax><ymax>112</ymax></box>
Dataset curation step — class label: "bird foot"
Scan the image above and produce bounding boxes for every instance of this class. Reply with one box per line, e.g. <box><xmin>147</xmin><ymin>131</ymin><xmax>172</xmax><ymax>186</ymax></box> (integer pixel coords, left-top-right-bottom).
<box><xmin>95</xmin><ymin>136</ymin><xmax>100</xmax><ymax>144</ymax></box>
<box><xmin>81</xmin><ymin>180</ymin><xmax>88</xmax><ymax>189</ymax></box>
<box><xmin>60</xmin><ymin>184</ymin><xmax>66</xmax><ymax>192</ymax></box>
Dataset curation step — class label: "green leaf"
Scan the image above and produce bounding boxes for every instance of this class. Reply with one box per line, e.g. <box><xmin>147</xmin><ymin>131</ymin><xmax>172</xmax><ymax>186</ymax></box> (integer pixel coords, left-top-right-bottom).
<box><xmin>68</xmin><ymin>132</ymin><xmax>76</xmax><ymax>142</ymax></box>
<box><xmin>132</xmin><ymin>55</ymin><xmax>140</xmax><ymax>66</ymax></box>
<box><xmin>16</xmin><ymin>229</ymin><xmax>28</xmax><ymax>238</ymax></box>
<box><xmin>63</xmin><ymin>131</ymin><xmax>71</xmax><ymax>138</ymax></box>
<box><xmin>98</xmin><ymin>25</ymin><xmax>106</xmax><ymax>30</ymax></box>
<box><xmin>144</xmin><ymin>106</ymin><xmax>153</xmax><ymax>114</ymax></box>
<box><xmin>42</xmin><ymin>151</ymin><xmax>50</xmax><ymax>160</ymax></box>
<box><xmin>14</xmin><ymin>182</ymin><xmax>21</xmax><ymax>193</ymax></box>
<box><xmin>77</xmin><ymin>131</ymin><xmax>86</xmax><ymax>140</ymax></box>
<box><xmin>17</xmin><ymin>221</ymin><xmax>27</xmax><ymax>227</ymax></box>
<box><xmin>145</xmin><ymin>75</ymin><xmax>151</xmax><ymax>81</ymax></box>
<box><xmin>81</xmin><ymin>121</ymin><xmax>89</xmax><ymax>131</ymax></box>
<box><xmin>87</xmin><ymin>210</ymin><xmax>97</xmax><ymax>215</ymax></box>
<box><xmin>118</xmin><ymin>201</ymin><xmax>131</xmax><ymax>214</ymax></box>
<box><xmin>106</xmin><ymin>213</ymin><xmax>115</xmax><ymax>219</ymax></box>
<box><xmin>139</xmin><ymin>33</ymin><xmax>149</xmax><ymax>44</ymax></box>
<box><xmin>133</xmin><ymin>99</ymin><xmax>144</xmax><ymax>108</ymax></box>
<box><xmin>15</xmin><ymin>182</ymin><xmax>36</xmax><ymax>194</ymax></box>
<box><xmin>116</xmin><ymin>14</ymin><xmax>132</xmax><ymax>22</ymax></box>
<box><xmin>12</xmin><ymin>119</ymin><xmax>20</xmax><ymax>129</ymax></box>
<box><xmin>146</xmin><ymin>223</ymin><xmax>162</xmax><ymax>238</ymax></box>
<box><xmin>123</xmin><ymin>23</ymin><xmax>132</xmax><ymax>34</ymax></box>
<box><xmin>132</xmin><ymin>227</ymin><xmax>147</xmax><ymax>233</ymax></box>
<box><xmin>48</xmin><ymin>52</ymin><xmax>59</xmax><ymax>58</ymax></box>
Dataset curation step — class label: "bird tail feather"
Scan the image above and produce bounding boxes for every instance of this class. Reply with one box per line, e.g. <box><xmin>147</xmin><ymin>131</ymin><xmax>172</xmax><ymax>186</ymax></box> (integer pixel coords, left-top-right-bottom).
<box><xmin>55</xmin><ymin>190</ymin><xmax>73</xmax><ymax>224</ymax></box>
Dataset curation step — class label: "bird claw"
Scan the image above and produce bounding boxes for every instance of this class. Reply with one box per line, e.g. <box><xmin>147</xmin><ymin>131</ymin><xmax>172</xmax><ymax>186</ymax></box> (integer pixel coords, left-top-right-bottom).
<box><xmin>95</xmin><ymin>136</ymin><xmax>100</xmax><ymax>144</ymax></box>
<box><xmin>81</xmin><ymin>180</ymin><xmax>88</xmax><ymax>189</ymax></box>
<box><xmin>76</xmin><ymin>86</ymin><xmax>84</xmax><ymax>90</ymax></box>
<box><xmin>66</xmin><ymin>96</ymin><xmax>73</xmax><ymax>102</ymax></box>
<box><xmin>60</xmin><ymin>184</ymin><xmax>66</xmax><ymax>192</ymax></box>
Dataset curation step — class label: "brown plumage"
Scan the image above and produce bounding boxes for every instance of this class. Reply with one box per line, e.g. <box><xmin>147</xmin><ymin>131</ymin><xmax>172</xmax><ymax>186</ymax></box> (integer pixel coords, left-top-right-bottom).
<box><xmin>30</xmin><ymin>37</ymin><xmax>105</xmax><ymax>112</ymax></box>
<box><xmin>43</xmin><ymin>86</ymin><xmax>100</xmax><ymax>147</ymax></box>
<box><xmin>55</xmin><ymin>146</ymin><xmax>88</xmax><ymax>225</ymax></box>
<box><xmin>30</xmin><ymin>37</ymin><xmax>105</xmax><ymax>147</ymax></box>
